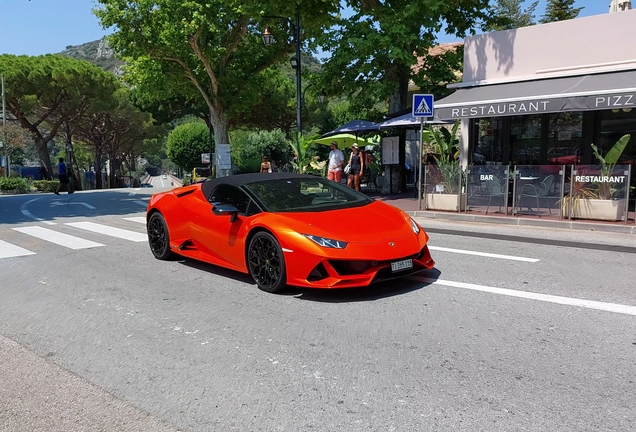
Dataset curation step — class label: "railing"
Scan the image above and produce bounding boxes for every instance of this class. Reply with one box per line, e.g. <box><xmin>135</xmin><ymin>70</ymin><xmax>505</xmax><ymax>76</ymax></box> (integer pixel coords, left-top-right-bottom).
<box><xmin>420</xmin><ymin>163</ymin><xmax>633</xmax><ymax>224</ymax></box>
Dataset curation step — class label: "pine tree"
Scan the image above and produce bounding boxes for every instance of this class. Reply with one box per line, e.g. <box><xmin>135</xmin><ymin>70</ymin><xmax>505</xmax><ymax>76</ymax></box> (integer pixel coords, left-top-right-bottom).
<box><xmin>485</xmin><ymin>0</ymin><xmax>539</xmax><ymax>31</ymax></box>
<box><xmin>539</xmin><ymin>0</ymin><xmax>584</xmax><ymax>23</ymax></box>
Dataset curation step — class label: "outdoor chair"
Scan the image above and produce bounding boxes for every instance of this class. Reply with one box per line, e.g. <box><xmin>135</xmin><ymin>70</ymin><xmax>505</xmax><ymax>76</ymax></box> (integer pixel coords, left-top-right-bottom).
<box><xmin>484</xmin><ymin>177</ymin><xmax>507</xmax><ymax>214</ymax></box>
<box><xmin>516</xmin><ymin>174</ymin><xmax>557</xmax><ymax>215</ymax></box>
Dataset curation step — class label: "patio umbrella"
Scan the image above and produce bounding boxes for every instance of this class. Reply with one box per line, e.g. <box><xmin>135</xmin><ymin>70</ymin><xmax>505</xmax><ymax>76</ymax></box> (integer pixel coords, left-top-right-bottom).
<box><xmin>377</xmin><ymin>113</ymin><xmax>452</xmax><ymax>129</ymax></box>
<box><xmin>321</xmin><ymin>119</ymin><xmax>379</xmax><ymax>138</ymax></box>
<box><xmin>308</xmin><ymin>133</ymin><xmax>378</xmax><ymax>149</ymax></box>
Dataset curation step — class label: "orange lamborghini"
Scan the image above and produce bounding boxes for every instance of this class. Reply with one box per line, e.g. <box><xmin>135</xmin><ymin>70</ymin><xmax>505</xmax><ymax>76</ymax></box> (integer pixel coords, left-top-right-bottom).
<box><xmin>146</xmin><ymin>173</ymin><xmax>434</xmax><ymax>293</ymax></box>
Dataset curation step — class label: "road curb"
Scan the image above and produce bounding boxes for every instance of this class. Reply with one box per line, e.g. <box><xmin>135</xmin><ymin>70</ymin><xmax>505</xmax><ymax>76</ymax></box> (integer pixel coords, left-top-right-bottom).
<box><xmin>409</xmin><ymin>210</ymin><xmax>636</xmax><ymax>235</ymax></box>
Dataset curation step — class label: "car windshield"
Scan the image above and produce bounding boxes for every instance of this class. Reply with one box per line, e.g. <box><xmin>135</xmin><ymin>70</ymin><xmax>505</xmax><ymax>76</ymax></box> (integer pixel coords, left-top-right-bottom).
<box><xmin>244</xmin><ymin>177</ymin><xmax>372</xmax><ymax>212</ymax></box>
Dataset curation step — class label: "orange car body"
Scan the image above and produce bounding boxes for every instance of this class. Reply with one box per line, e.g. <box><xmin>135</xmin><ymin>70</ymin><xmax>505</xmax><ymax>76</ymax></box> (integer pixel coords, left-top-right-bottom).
<box><xmin>147</xmin><ymin>174</ymin><xmax>434</xmax><ymax>289</ymax></box>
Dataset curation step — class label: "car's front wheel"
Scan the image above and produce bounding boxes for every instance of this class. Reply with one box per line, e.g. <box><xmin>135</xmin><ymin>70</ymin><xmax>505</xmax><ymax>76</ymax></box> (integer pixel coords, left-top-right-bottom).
<box><xmin>147</xmin><ymin>213</ymin><xmax>173</xmax><ymax>260</ymax></box>
<box><xmin>247</xmin><ymin>232</ymin><xmax>287</xmax><ymax>293</ymax></box>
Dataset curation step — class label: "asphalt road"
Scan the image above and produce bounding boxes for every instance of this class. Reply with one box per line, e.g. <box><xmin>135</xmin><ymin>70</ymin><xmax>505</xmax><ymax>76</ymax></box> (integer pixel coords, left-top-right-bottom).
<box><xmin>1</xmin><ymin>179</ymin><xmax>635</xmax><ymax>431</ymax></box>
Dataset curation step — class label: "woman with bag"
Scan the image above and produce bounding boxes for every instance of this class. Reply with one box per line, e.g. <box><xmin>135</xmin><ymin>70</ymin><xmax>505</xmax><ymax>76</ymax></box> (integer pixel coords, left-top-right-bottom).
<box><xmin>346</xmin><ymin>144</ymin><xmax>364</xmax><ymax>191</ymax></box>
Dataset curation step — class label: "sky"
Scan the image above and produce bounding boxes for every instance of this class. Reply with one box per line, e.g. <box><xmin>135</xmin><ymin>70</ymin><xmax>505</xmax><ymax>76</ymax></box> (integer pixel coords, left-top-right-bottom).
<box><xmin>0</xmin><ymin>0</ymin><xmax>616</xmax><ymax>56</ymax></box>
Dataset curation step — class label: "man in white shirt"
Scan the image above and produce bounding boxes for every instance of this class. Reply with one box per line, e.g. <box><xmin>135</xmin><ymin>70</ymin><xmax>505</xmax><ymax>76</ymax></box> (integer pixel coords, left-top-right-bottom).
<box><xmin>327</xmin><ymin>142</ymin><xmax>345</xmax><ymax>183</ymax></box>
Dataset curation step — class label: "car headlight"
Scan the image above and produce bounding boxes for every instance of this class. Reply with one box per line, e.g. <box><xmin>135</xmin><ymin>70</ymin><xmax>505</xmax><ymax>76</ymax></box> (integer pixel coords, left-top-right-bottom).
<box><xmin>410</xmin><ymin>217</ymin><xmax>421</xmax><ymax>234</ymax></box>
<box><xmin>303</xmin><ymin>234</ymin><xmax>348</xmax><ymax>249</ymax></box>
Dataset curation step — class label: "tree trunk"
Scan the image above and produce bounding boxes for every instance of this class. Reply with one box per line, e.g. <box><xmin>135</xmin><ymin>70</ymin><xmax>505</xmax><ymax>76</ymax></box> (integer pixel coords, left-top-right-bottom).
<box><xmin>388</xmin><ymin>64</ymin><xmax>411</xmax><ymax>114</ymax></box>
<box><xmin>209</xmin><ymin>108</ymin><xmax>229</xmax><ymax>177</ymax></box>
<box><xmin>95</xmin><ymin>152</ymin><xmax>103</xmax><ymax>189</ymax></box>
<box><xmin>35</xmin><ymin>137</ymin><xmax>53</xmax><ymax>180</ymax></box>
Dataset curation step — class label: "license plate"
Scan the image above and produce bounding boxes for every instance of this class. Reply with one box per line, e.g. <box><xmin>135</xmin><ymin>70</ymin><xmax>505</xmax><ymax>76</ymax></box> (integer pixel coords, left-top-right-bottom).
<box><xmin>391</xmin><ymin>259</ymin><xmax>413</xmax><ymax>272</ymax></box>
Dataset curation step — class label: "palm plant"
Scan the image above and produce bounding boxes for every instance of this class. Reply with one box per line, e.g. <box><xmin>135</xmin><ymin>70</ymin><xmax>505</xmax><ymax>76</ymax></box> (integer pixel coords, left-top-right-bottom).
<box><xmin>422</xmin><ymin>121</ymin><xmax>461</xmax><ymax>194</ymax></box>
<box><xmin>590</xmin><ymin>134</ymin><xmax>631</xmax><ymax>199</ymax></box>
<box><xmin>288</xmin><ymin>132</ymin><xmax>326</xmax><ymax>175</ymax></box>
<box><xmin>562</xmin><ymin>134</ymin><xmax>631</xmax><ymax>214</ymax></box>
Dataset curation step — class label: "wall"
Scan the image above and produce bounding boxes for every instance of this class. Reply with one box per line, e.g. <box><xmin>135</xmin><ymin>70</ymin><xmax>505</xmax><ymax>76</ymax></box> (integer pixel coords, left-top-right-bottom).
<box><xmin>462</xmin><ymin>9</ymin><xmax>636</xmax><ymax>85</ymax></box>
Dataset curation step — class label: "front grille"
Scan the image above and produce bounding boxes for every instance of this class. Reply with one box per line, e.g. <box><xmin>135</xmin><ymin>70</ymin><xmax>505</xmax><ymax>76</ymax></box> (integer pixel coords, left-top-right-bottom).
<box><xmin>328</xmin><ymin>260</ymin><xmax>378</xmax><ymax>276</ymax></box>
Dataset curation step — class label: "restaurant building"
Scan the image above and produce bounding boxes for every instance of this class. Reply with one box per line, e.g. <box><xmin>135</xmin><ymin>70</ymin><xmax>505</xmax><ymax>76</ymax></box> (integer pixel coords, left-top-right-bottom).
<box><xmin>436</xmin><ymin>9</ymin><xmax>636</xmax><ymax>194</ymax></box>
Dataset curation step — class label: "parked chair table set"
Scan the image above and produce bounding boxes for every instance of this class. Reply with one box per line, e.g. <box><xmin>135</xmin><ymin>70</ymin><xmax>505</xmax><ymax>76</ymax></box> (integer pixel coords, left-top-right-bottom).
<box><xmin>514</xmin><ymin>175</ymin><xmax>560</xmax><ymax>215</ymax></box>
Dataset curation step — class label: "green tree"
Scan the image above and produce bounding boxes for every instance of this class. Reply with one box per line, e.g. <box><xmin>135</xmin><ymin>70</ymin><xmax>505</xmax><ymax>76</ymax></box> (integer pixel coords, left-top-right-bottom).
<box><xmin>0</xmin><ymin>54</ymin><xmax>120</xmax><ymax>178</ymax></box>
<box><xmin>0</xmin><ymin>122</ymin><xmax>32</xmax><ymax>165</ymax></box>
<box><xmin>317</xmin><ymin>0</ymin><xmax>493</xmax><ymax>115</ymax></box>
<box><xmin>75</xmin><ymin>88</ymin><xmax>164</xmax><ymax>188</ymax></box>
<box><xmin>231</xmin><ymin>128</ymin><xmax>291</xmax><ymax>173</ymax></box>
<box><xmin>166</xmin><ymin>121</ymin><xmax>212</xmax><ymax>171</ymax></box>
<box><xmin>94</xmin><ymin>0</ymin><xmax>339</xmax><ymax>149</ymax></box>
<box><xmin>539</xmin><ymin>0</ymin><xmax>584</xmax><ymax>23</ymax></box>
<box><xmin>484</xmin><ymin>0</ymin><xmax>539</xmax><ymax>31</ymax></box>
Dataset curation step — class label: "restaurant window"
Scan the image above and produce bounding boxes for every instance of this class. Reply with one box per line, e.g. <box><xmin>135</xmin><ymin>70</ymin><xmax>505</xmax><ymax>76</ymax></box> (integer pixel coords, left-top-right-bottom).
<box><xmin>510</xmin><ymin>115</ymin><xmax>542</xmax><ymax>165</ymax></box>
<box><xmin>547</xmin><ymin>112</ymin><xmax>583</xmax><ymax>165</ymax></box>
<box><xmin>474</xmin><ymin>118</ymin><xmax>504</xmax><ymax>165</ymax></box>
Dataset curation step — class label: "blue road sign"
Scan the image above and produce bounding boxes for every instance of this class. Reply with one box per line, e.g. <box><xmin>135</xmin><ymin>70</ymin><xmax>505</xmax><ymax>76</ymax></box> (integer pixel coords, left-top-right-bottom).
<box><xmin>412</xmin><ymin>94</ymin><xmax>434</xmax><ymax>117</ymax></box>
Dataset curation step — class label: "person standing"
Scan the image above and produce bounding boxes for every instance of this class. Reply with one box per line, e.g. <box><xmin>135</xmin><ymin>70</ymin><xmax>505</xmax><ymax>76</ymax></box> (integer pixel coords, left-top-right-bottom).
<box><xmin>327</xmin><ymin>142</ymin><xmax>345</xmax><ymax>183</ymax></box>
<box><xmin>346</xmin><ymin>143</ymin><xmax>364</xmax><ymax>191</ymax></box>
<box><xmin>260</xmin><ymin>156</ymin><xmax>272</xmax><ymax>173</ymax></box>
<box><xmin>54</xmin><ymin>157</ymin><xmax>71</xmax><ymax>195</ymax></box>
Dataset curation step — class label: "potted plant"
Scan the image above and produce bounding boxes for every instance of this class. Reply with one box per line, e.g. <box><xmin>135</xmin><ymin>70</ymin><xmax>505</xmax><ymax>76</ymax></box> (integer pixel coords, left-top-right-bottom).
<box><xmin>564</xmin><ymin>134</ymin><xmax>631</xmax><ymax>221</ymax></box>
<box><xmin>422</xmin><ymin>121</ymin><xmax>466</xmax><ymax>211</ymax></box>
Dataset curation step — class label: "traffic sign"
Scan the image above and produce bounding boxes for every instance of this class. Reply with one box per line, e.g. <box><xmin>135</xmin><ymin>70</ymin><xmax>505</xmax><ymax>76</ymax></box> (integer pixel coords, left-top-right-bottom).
<box><xmin>412</xmin><ymin>94</ymin><xmax>434</xmax><ymax>117</ymax></box>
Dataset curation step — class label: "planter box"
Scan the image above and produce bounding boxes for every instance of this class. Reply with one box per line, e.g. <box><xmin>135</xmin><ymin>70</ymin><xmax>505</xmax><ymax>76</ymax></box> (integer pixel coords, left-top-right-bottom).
<box><xmin>425</xmin><ymin>193</ymin><xmax>466</xmax><ymax>212</ymax></box>
<box><xmin>567</xmin><ymin>198</ymin><xmax>626</xmax><ymax>221</ymax></box>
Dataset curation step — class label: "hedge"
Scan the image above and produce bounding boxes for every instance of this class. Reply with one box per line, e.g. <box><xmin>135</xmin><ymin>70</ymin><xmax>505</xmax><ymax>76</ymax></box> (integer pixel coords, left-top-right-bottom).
<box><xmin>0</xmin><ymin>176</ymin><xmax>28</xmax><ymax>191</ymax></box>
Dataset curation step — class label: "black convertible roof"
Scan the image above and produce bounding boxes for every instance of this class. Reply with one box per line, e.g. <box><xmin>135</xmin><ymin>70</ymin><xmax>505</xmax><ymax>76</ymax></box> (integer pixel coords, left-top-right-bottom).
<box><xmin>200</xmin><ymin>172</ymin><xmax>314</xmax><ymax>197</ymax></box>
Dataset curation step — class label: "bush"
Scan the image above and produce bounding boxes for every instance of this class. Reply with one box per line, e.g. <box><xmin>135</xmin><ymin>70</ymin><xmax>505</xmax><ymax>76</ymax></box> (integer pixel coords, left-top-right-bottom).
<box><xmin>0</xmin><ymin>176</ymin><xmax>28</xmax><ymax>191</ymax></box>
<box><xmin>32</xmin><ymin>180</ymin><xmax>58</xmax><ymax>192</ymax></box>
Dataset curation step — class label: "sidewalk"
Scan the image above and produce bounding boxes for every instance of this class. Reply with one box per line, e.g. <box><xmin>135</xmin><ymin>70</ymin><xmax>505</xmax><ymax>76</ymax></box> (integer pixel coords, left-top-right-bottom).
<box><xmin>373</xmin><ymin>192</ymin><xmax>636</xmax><ymax>235</ymax></box>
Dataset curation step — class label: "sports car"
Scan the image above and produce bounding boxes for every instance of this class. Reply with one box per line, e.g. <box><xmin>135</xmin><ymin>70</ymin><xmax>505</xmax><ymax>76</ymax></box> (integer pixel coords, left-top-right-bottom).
<box><xmin>146</xmin><ymin>173</ymin><xmax>434</xmax><ymax>293</ymax></box>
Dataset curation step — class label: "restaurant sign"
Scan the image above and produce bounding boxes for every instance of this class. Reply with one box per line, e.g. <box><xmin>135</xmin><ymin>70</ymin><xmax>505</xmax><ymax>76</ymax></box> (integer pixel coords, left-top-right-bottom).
<box><xmin>437</xmin><ymin>92</ymin><xmax>636</xmax><ymax>120</ymax></box>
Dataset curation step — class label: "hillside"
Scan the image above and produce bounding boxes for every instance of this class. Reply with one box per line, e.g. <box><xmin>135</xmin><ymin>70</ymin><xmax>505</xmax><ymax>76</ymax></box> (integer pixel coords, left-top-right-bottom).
<box><xmin>60</xmin><ymin>37</ymin><xmax>323</xmax><ymax>78</ymax></box>
<box><xmin>59</xmin><ymin>38</ymin><xmax>124</xmax><ymax>75</ymax></box>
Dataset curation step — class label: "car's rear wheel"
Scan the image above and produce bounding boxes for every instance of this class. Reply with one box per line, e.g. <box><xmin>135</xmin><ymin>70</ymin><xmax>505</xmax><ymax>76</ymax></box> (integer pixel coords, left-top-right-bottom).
<box><xmin>147</xmin><ymin>213</ymin><xmax>173</xmax><ymax>260</ymax></box>
<box><xmin>248</xmin><ymin>232</ymin><xmax>287</xmax><ymax>293</ymax></box>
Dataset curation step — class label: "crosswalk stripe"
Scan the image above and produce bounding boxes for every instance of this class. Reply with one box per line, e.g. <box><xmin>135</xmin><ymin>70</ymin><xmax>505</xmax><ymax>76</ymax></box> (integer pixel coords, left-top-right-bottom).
<box><xmin>134</xmin><ymin>200</ymin><xmax>147</xmax><ymax>207</ymax></box>
<box><xmin>66</xmin><ymin>221</ymin><xmax>147</xmax><ymax>242</ymax></box>
<box><xmin>12</xmin><ymin>226</ymin><xmax>104</xmax><ymax>250</ymax></box>
<box><xmin>0</xmin><ymin>240</ymin><xmax>36</xmax><ymax>258</ymax></box>
<box><xmin>123</xmin><ymin>217</ymin><xmax>146</xmax><ymax>224</ymax></box>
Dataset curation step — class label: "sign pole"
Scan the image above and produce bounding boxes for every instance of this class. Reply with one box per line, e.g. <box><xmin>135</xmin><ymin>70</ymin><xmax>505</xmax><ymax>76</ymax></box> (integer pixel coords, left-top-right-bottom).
<box><xmin>418</xmin><ymin>117</ymin><xmax>424</xmax><ymax>210</ymax></box>
<box><xmin>412</xmin><ymin>93</ymin><xmax>434</xmax><ymax>211</ymax></box>
<box><xmin>1</xmin><ymin>74</ymin><xmax>7</xmax><ymax>177</ymax></box>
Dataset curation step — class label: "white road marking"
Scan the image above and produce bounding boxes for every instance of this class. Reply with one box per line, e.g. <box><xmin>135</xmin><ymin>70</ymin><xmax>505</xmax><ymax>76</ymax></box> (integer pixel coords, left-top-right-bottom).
<box><xmin>134</xmin><ymin>200</ymin><xmax>147</xmax><ymax>207</ymax></box>
<box><xmin>12</xmin><ymin>226</ymin><xmax>104</xmax><ymax>250</ymax></box>
<box><xmin>412</xmin><ymin>276</ymin><xmax>636</xmax><ymax>316</ymax></box>
<box><xmin>66</xmin><ymin>221</ymin><xmax>147</xmax><ymax>242</ymax></box>
<box><xmin>0</xmin><ymin>240</ymin><xmax>36</xmax><ymax>258</ymax></box>
<box><xmin>52</xmin><ymin>201</ymin><xmax>96</xmax><ymax>209</ymax></box>
<box><xmin>128</xmin><ymin>192</ymin><xmax>136</xmax><ymax>196</ymax></box>
<box><xmin>124</xmin><ymin>217</ymin><xmax>146</xmax><ymax>224</ymax></box>
<box><xmin>20</xmin><ymin>198</ymin><xmax>48</xmax><ymax>223</ymax></box>
<box><xmin>428</xmin><ymin>246</ymin><xmax>539</xmax><ymax>262</ymax></box>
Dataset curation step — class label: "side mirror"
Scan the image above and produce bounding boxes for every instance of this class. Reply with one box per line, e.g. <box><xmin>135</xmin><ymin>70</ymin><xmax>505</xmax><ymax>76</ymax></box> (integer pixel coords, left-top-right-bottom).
<box><xmin>212</xmin><ymin>203</ymin><xmax>239</xmax><ymax>223</ymax></box>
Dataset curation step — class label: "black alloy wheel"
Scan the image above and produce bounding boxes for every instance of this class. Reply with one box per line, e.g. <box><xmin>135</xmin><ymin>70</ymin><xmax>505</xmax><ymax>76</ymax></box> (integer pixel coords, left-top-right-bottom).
<box><xmin>147</xmin><ymin>213</ymin><xmax>173</xmax><ymax>260</ymax></box>
<box><xmin>248</xmin><ymin>232</ymin><xmax>287</xmax><ymax>293</ymax></box>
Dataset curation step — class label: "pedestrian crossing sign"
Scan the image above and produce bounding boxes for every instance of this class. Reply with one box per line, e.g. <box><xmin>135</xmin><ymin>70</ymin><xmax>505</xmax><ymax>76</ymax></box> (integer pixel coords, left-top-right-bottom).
<box><xmin>412</xmin><ymin>94</ymin><xmax>434</xmax><ymax>117</ymax></box>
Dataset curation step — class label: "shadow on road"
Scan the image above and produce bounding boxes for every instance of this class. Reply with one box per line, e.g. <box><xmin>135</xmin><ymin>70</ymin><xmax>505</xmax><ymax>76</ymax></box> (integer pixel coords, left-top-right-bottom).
<box><xmin>175</xmin><ymin>256</ymin><xmax>441</xmax><ymax>303</ymax></box>
<box><xmin>176</xmin><ymin>257</ymin><xmax>256</xmax><ymax>285</ymax></box>
<box><xmin>286</xmin><ymin>268</ymin><xmax>441</xmax><ymax>303</ymax></box>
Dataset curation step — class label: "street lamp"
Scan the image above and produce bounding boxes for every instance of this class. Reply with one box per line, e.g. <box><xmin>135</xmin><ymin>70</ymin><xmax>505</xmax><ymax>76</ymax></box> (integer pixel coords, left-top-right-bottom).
<box><xmin>1</xmin><ymin>74</ymin><xmax>8</xmax><ymax>177</ymax></box>
<box><xmin>261</xmin><ymin>12</ymin><xmax>303</xmax><ymax>134</ymax></box>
